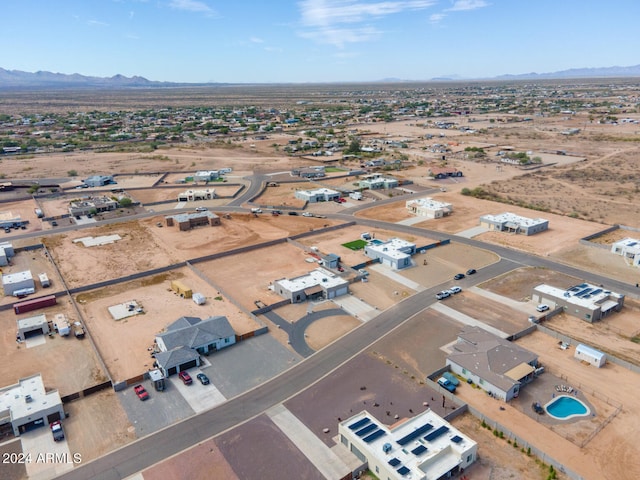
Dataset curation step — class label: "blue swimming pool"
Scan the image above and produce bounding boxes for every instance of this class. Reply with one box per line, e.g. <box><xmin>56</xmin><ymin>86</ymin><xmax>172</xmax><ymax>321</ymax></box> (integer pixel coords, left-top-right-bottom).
<box><xmin>370</xmin><ymin>239</ymin><xmax>384</xmax><ymax>245</ymax></box>
<box><xmin>545</xmin><ymin>395</ymin><xmax>590</xmax><ymax>420</ymax></box>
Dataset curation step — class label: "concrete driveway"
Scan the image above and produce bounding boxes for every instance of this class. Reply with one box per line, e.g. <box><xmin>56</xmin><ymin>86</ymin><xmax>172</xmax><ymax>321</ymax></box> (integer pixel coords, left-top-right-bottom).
<box><xmin>20</xmin><ymin>425</ymin><xmax>74</xmax><ymax>480</ymax></box>
<box><xmin>167</xmin><ymin>369</ymin><xmax>226</xmax><ymax>414</ymax></box>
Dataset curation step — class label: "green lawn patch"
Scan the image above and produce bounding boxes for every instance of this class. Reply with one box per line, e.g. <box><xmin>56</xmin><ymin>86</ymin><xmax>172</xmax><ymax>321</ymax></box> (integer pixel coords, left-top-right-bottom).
<box><xmin>343</xmin><ymin>239</ymin><xmax>367</xmax><ymax>250</ymax></box>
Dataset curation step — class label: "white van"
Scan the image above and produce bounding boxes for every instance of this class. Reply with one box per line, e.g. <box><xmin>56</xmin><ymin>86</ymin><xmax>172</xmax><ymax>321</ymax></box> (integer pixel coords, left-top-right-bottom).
<box><xmin>251</xmin><ymin>208</ymin><xmax>262</xmax><ymax>214</ymax></box>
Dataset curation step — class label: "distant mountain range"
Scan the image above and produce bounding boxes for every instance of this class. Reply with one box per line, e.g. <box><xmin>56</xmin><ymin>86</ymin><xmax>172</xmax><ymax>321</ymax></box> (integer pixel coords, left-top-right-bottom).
<box><xmin>0</xmin><ymin>68</ymin><xmax>191</xmax><ymax>88</ymax></box>
<box><xmin>1</xmin><ymin>64</ymin><xmax>640</xmax><ymax>89</ymax></box>
<box><xmin>494</xmin><ymin>64</ymin><xmax>640</xmax><ymax>80</ymax></box>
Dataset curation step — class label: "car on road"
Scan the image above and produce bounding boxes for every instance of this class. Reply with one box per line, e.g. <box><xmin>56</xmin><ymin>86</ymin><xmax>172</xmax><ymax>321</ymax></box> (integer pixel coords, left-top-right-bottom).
<box><xmin>271</xmin><ymin>210</ymin><xmax>282</xmax><ymax>215</ymax></box>
<box><xmin>134</xmin><ymin>385</ymin><xmax>149</xmax><ymax>401</ymax></box>
<box><xmin>448</xmin><ymin>286</ymin><xmax>462</xmax><ymax>294</ymax></box>
<box><xmin>50</xmin><ymin>421</ymin><xmax>65</xmax><ymax>441</ymax></box>
<box><xmin>466</xmin><ymin>268</ymin><xmax>477</xmax><ymax>275</ymax></box>
<box><xmin>435</xmin><ymin>291</ymin><xmax>451</xmax><ymax>300</ymax></box>
<box><xmin>302</xmin><ymin>212</ymin><xmax>314</xmax><ymax>217</ymax></box>
<box><xmin>196</xmin><ymin>373</ymin><xmax>210</xmax><ymax>385</ymax></box>
<box><xmin>288</xmin><ymin>211</ymin><xmax>298</xmax><ymax>215</ymax></box>
<box><xmin>178</xmin><ymin>371</ymin><xmax>193</xmax><ymax>385</ymax></box>
<box><xmin>453</xmin><ymin>273</ymin><xmax>465</xmax><ymax>280</ymax></box>
<box><xmin>536</xmin><ymin>304</ymin><xmax>550</xmax><ymax>312</ymax></box>
<box><xmin>195</xmin><ymin>207</ymin><xmax>208</xmax><ymax>212</ymax></box>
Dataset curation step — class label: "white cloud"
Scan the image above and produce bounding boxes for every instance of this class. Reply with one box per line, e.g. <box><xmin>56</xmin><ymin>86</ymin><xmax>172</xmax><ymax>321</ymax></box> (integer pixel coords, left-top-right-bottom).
<box><xmin>87</xmin><ymin>20</ymin><xmax>109</xmax><ymax>27</ymax></box>
<box><xmin>446</xmin><ymin>0</ymin><xmax>489</xmax><ymax>12</ymax></box>
<box><xmin>250</xmin><ymin>37</ymin><xmax>264</xmax><ymax>43</ymax></box>
<box><xmin>169</xmin><ymin>0</ymin><xmax>216</xmax><ymax>16</ymax></box>
<box><xmin>429</xmin><ymin>12</ymin><xmax>446</xmax><ymax>23</ymax></box>
<box><xmin>298</xmin><ymin>0</ymin><xmax>435</xmax><ymax>47</ymax></box>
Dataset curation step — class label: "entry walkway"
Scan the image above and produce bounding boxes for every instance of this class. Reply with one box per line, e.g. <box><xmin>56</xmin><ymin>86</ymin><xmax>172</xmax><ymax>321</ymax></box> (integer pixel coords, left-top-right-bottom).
<box><xmin>266</xmin><ymin>404</ymin><xmax>351</xmax><ymax>480</ymax></box>
<box><xmin>430</xmin><ymin>302</ymin><xmax>509</xmax><ymax>338</ymax></box>
<box><xmin>369</xmin><ymin>263</ymin><xmax>425</xmax><ymax>292</ymax></box>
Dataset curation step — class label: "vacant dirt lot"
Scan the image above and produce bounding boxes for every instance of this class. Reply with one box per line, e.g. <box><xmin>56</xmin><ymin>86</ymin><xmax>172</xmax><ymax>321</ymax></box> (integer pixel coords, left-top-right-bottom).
<box><xmin>0</xmin><ymin>295</ymin><xmax>107</xmax><ymax>396</ymax></box>
<box><xmin>44</xmin><ymin>221</ymin><xmax>181</xmax><ymax>288</ymax></box>
<box><xmin>75</xmin><ymin>267</ymin><xmax>259</xmax><ymax>382</ymax></box>
<box><xmin>480</xmin><ymin>266</ymin><xmax>582</xmax><ymax>302</ymax></box>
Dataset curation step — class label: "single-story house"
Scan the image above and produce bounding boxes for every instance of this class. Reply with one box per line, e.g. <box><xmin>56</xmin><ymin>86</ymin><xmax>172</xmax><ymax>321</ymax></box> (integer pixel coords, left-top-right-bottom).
<box><xmin>2</xmin><ymin>270</ymin><xmax>35</xmax><ymax>296</ymax></box>
<box><xmin>165</xmin><ymin>211</ymin><xmax>221</xmax><ymax>230</ymax></box>
<box><xmin>17</xmin><ymin>314</ymin><xmax>50</xmax><ymax>341</ymax></box>
<box><xmin>0</xmin><ymin>374</ymin><xmax>65</xmax><ymax>436</ymax></box>
<box><xmin>446</xmin><ymin>326</ymin><xmax>539</xmax><ymax>401</ymax></box>
<box><xmin>532</xmin><ymin>283</ymin><xmax>624</xmax><ymax>322</ymax></box>
<box><xmin>194</xmin><ymin>170</ymin><xmax>219</xmax><ymax>182</ymax></box>
<box><xmin>358</xmin><ymin>173</ymin><xmax>399</xmax><ymax>190</ymax></box>
<box><xmin>611</xmin><ymin>238</ymin><xmax>640</xmax><ymax>267</ymax></box>
<box><xmin>364</xmin><ymin>238</ymin><xmax>416</xmax><ymax>270</ymax></box>
<box><xmin>69</xmin><ymin>196</ymin><xmax>118</xmax><ymax>216</ymax></box>
<box><xmin>154</xmin><ymin>315</ymin><xmax>236</xmax><ymax>376</ymax></box>
<box><xmin>273</xmin><ymin>267</ymin><xmax>349</xmax><ymax>303</ymax></box>
<box><xmin>84</xmin><ymin>175</ymin><xmax>115</xmax><ymax>187</ymax></box>
<box><xmin>405</xmin><ymin>197</ymin><xmax>453</xmax><ymax>218</ymax></box>
<box><xmin>295</xmin><ymin>187</ymin><xmax>340</xmax><ymax>203</ymax></box>
<box><xmin>479</xmin><ymin>212</ymin><xmax>548</xmax><ymax>236</ymax></box>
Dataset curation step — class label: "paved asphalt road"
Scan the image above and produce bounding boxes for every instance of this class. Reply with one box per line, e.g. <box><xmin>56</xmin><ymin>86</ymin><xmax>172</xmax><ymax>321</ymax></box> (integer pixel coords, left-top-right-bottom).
<box><xmin>57</xmin><ymin>258</ymin><xmax>520</xmax><ymax>480</ymax></box>
<box><xmin>44</xmin><ymin>176</ymin><xmax>639</xmax><ymax>479</ymax></box>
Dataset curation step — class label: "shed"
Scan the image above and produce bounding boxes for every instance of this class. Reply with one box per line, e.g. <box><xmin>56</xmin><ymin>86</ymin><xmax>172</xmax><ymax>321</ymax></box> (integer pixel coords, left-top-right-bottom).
<box><xmin>38</xmin><ymin>273</ymin><xmax>50</xmax><ymax>288</ymax></box>
<box><xmin>574</xmin><ymin>343</ymin><xmax>606</xmax><ymax>368</ymax></box>
<box><xmin>17</xmin><ymin>314</ymin><xmax>50</xmax><ymax>341</ymax></box>
<box><xmin>170</xmin><ymin>280</ymin><xmax>192</xmax><ymax>299</ymax></box>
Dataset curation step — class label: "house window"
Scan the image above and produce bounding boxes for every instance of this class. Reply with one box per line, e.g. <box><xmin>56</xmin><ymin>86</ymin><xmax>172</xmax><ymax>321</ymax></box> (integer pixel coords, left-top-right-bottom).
<box><xmin>375</xmin><ymin>466</ymin><xmax>379</xmax><ymax>474</ymax></box>
<box><xmin>225</xmin><ymin>337</ymin><xmax>230</xmax><ymax>343</ymax></box>
<box><xmin>467</xmin><ymin>454</ymin><xmax>473</xmax><ymax>462</ymax></box>
<box><xmin>462</xmin><ymin>368</ymin><xmax>467</xmax><ymax>375</ymax></box>
<box><xmin>479</xmin><ymin>379</ymin><xmax>484</xmax><ymax>385</ymax></box>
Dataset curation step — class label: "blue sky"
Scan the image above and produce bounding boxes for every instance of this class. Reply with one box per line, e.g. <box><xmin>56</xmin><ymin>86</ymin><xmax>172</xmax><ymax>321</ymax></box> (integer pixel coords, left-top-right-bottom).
<box><xmin>3</xmin><ymin>0</ymin><xmax>639</xmax><ymax>83</ymax></box>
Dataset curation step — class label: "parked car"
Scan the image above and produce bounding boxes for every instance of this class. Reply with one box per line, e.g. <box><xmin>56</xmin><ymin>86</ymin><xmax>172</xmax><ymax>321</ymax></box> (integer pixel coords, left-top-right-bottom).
<box><xmin>302</xmin><ymin>212</ymin><xmax>314</xmax><ymax>217</ymax></box>
<box><xmin>449</xmin><ymin>286</ymin><xmax>462</xmax><ymax>294</ymax></box>
<box><xmin>437</xmin><ymin>376</ymin><xmax>457</xmax><ymax>393</ymax></box>
<box><xmin>454</xmin><ymin>273</ymin><xmax>466</xmax><ymax>280</ymax></box>
<box><xmin>466</xmin><ymin>268</ymin><xmax>477</xmax><ymax>275</ymax></box>
<box><xmin>178</xmin><ymin>371</ymin><xmax>193</xmax><ymax>385</ymax></box>
<box><xmin>435</xmin><ymin>291</ymin><xmax>451</xmax><ymax>300</ymax></box>
<box><xmin>536</xmin><ymin>304</ymin><xmax>550</xmax><ymax>312</ymax></box>
<box><xmin>288</xmin><ymin>211</ymin><xmax>298</xmax><ymax>216</ymax></box>
<box><xmin>51</xmin><ymin>221</ymin><xmax>58</xmax><ymax>227</ymax></box>
<box><xmin>50</xmin><ymin>421</ymin><xmax>65</xmax><ymax>441</ymax></box>
<box><xmin>195</xmin><ymin>207</ymin><xmax>208</xmax><ymax>212</ymax></box>
<box><xmin>134</xmin><ymin>385</ymin><xmax>149</xmax><ymax>401</ymax></box>
<box><xmin>196</xmin><ymin>373</ymin><xmax>210</xmax><ymax>385</ymax></box>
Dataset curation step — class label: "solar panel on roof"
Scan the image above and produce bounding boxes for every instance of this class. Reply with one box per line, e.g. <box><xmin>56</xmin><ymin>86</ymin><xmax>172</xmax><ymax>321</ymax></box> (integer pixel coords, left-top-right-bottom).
<box><xmin>363</xmin><ymin>429</ymin><xmax>386</xmax><ymax>443</ymax></box>
<box><xmin>356</xmin><ymin>423</ymin><xmax>378</xmax><ymax>437</ymax></box>
<box><xmin>590</xmin><ymin>288</ymin><xmax>603</xmax><ymax>296</ymax></box>
<box><xmin>424</xmin><ymin>425</ymin><xmax>449</xmax><ymax>441</ymax></box>
<box><xmin>411</xmin><ymin>444</ymin><xmax>427</xmax><ymax>455</ymax></box>
<box><xmin>574</xmin><ymin>288</ymin><xmax>590</xmax><ymax>297</ymax></box>
<box><xmin>348</xmin><ymin>418</ymin><xmax>370</xmax><ymax>430</ymax></box>
<box><xmin>396</xmin><ymin>423</ymin><xmax>433</xmax><ymax>445</ymax></box>
<box><xmin>397</xmin><ymin>466</ymin><xmax>410</xmax><ymax>476</ymax></box>
<box><xmin>388</xmin><ymin>458</ymin><xmax>401</xmax><ymax>467</ymax></box>
<box><xmin>451</xmin><ymin>435</ymin><xmax>463</xmax><ymax>444</ymax></box>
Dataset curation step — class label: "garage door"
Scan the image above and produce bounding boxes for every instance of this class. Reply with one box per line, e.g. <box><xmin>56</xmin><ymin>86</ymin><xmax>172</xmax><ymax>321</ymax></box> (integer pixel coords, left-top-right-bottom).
<box><xmin>167</xmin><ymin>367</ymin><xmax>177</xmax><ymax>376</ymax></box>
<box><xmin>47</xmin><ymin>412</ymin><xmax>61</xmax><ymax>424</ymax></box>
<box><xmin>24</xmin><ymin>328</ymin><xmax>44</xmax><ymax>339</ymax></box>
<box><xmin>18</xmin><ymin>417</ymin><xmax>45</xmax><ymax>434</ymax></box>
<box><xmin>179</xmin><ymin>360</ymin><xmax>197</xmax><ymax>372</ymax></box>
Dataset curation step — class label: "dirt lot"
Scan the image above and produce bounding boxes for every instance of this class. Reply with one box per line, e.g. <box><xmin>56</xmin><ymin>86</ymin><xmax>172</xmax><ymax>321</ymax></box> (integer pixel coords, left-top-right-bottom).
<box><xmin>443</xmin><ymin>290</ymin><xmax>531</xmax><ymax>335</ymax></box>
<box><xmin>480</xmin><ymin>266</ymin><xmax>584</xmax><ymax>302</ymax></box>
<box><xmin>128</xmin><ymin>184</ymin><xmax>242</xmax><ymax>204</ymax></box>
<box><xmin>43</xmin><ymin>221</ymin><xmax>181</xmax><ymax>288</ymax></box>
<box><xmin>64</xmin><ymin>389</ymin><xmax>136</xmax><ymax>462</ymax></box>
<box><xmin>0</xmin><ymin>296</ymin><xmax>107</xmax><ymax>396</ymax></box>
<box><xmin>75</xmin><ymin>267</ymin><xmax>259</xmax><ymax>382</ymax></box>
<box><xmin>510</xmin><ymin>330</ymin><xmax>640</xmax><ymax>480</ymax></box>
<box><xmin>0</xmin><ymin>199</ymin><xmax>43</xmax><ymax>236</ymax></box>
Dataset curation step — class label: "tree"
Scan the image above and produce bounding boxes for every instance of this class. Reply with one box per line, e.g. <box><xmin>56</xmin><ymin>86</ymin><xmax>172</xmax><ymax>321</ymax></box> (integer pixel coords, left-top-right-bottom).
<box><xmin>119</xmin><ymin>197</ymin><xmax>133</xmax><ymax>207</ymax></box>
<box><xmin>67</xmin><ymin>170</ymin><xmax>78</xmax><ymax>177</ymax></box>
<box><xmin>345</xmin><ymin>138</ymin><xmax>361</xmax><ymax>154</ymax></box>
